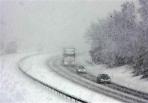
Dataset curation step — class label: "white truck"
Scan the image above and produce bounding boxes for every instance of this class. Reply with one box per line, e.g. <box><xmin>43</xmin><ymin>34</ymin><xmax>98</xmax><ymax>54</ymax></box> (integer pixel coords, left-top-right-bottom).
<box><xmin>63</xmin><ymin>48</ymin><xmax>76</xmax><ymax>66</ymax></box>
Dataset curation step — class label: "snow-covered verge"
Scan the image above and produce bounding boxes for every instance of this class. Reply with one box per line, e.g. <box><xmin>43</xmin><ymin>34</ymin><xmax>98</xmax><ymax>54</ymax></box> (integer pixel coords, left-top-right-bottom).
<box><xmin>78</xmin><ymin>54</ymin><xmax>148</xmax><ymax>94</ymax></box>
<box><xmin>0</xmin><ymin>53</ymin><xmax>69</xmax><ymax>103</ymax></box>
<box><xmin>19</xmin><ymin>53</ymin><xmax>122</xmax><ymax>103</ymax></box>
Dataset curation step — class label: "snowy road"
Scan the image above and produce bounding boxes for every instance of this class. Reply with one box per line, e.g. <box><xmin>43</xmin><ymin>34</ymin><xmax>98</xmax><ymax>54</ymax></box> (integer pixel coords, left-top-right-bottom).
<box><xmin>19</xmin><ymin>54</ymin><xmax>88</xmax><ymax>103</ymax></box>
<box><xmin>19</xmin><ymin>53</ymin><xmax>122</xmax><ymax>103</ymax></box>
<box><xmin>51</xmin><ymin>57</ymin><xmax>148</xmax><ymax>103</ymax></box>
<box><xmin>2</xmin><ymin>53</ymin><xmax>147</xmax><ymax>103</ymax></box>
<box><xmin>53</xmin><ymin>59</ymin><xmax>148</xmax><ymax>101</ymax></box>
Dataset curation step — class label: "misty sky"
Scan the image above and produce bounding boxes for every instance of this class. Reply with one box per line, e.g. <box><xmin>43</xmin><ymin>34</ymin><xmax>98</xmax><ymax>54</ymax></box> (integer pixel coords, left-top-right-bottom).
<box><xmin>1</xmin><ymin>0</ymin><xmax>135</xmax><ymax>53</ymax></box>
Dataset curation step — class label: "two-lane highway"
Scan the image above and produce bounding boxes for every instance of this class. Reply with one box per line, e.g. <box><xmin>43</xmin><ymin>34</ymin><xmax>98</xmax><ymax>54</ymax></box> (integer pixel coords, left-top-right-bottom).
<box><xmin>49</xmin><ymin>56</ymin><xmax>148</xmax><ymax>103</ymax></box>
<box><xmin>62</xmin><ymin>61</ymin><xmax>148</xmax><ymax>101</ymax></box>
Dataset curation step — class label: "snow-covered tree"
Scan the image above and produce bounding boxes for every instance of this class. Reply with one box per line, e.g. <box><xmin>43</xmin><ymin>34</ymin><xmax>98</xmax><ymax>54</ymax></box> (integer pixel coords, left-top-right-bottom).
<box><xmin>131</xmin><ymin>0</ymin><xmax>148</xmax><ymax>76</ymax></box>
<box><xmin>87</xmin><ymin>0</ymin><xmax>148</xmax><ymax>77</ymax></box>
<box><xmin>87</xmin><ymin>2</ymin><xmax>138</xmax><ymax>67</ymax></box>
<box><xmin>138</xmin><ymin>0</ymin><xmax>148</xmax><ymax>50</ymax></box>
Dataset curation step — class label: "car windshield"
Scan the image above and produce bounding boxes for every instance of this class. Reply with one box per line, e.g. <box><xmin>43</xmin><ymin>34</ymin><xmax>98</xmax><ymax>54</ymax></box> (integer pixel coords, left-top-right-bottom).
<box><xmin>100</xmin><ymin>74</ymin><xmax>110</xmax><ymax>79</ymax></box>
<box><xmin>79</xmin><ymin>66</ymin><xmax>84</xmax><ymax>69</ymax></box>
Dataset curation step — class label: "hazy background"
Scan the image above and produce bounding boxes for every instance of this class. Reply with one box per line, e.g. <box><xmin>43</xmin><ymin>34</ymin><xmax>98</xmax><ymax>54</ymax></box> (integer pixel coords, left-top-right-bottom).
<box><xmin>0</xmin><ymin>0</ymin><xmax>134</xmax><ymax>53</ymax></box>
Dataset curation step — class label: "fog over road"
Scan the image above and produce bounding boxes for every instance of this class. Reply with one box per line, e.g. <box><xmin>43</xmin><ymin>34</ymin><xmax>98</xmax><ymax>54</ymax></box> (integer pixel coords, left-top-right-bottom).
<box><xmin>0</xmin><ymin>0</ymin><xmax>133</xmax><ymax>53</ymax></box>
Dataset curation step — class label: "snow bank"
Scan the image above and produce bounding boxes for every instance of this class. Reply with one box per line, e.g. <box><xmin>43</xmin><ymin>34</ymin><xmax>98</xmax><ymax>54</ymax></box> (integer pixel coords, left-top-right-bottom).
<box><xmin>0</xmin><ymin>53</ymin><xmax>69</xmax><ymax>103</ymax></box>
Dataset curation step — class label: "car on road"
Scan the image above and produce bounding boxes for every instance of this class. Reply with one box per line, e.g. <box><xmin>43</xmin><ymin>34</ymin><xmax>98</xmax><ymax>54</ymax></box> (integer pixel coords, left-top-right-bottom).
<box><xmin>97</xmin><ymin>74</ymin><xmax>111</xmax><ymax>83</ymax></box>
<box><xmin>76</xmin><ymin>65</ymin><xmax>87</xmax><ymax>74</ymax></box>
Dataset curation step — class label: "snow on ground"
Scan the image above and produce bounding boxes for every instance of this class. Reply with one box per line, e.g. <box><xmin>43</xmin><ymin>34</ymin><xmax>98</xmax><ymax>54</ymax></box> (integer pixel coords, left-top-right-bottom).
<box><xmin>78</xmin><ymin>53</ymin><xmax>148</xmax><ymax>93</ymax></box>
<box><xmin>0</xmin><ymin>53</ymin><xmax>69</xmax><ymax>103</ymax></box>
<box><xmin>19</xmin><ymin>53</ymin><xmax>122</xmax><ymax>103</ymax></box>
<box><xmin>2</xmin><ymin>51</ymin><xmax>148</xmax><ymax>103</ymax></box>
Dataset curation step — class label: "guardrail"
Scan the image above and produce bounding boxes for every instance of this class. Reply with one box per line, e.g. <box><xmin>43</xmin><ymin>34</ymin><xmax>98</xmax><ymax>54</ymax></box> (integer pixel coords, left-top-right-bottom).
<box><xmin>18</xmin><ymin>55</ymin><xmax>89</xmax><ymax>103</ymax></box>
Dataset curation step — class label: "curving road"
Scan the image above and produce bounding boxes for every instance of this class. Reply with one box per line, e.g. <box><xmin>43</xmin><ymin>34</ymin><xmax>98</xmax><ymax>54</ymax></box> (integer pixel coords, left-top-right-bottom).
<box><xmin>48</xmin><ymin>56</ymin><xmax>148</xmax><ymax>103</ymax></box>
<box><xmin>18</xmin><ymin>54</ymin><xmax>89</xmax><ymax>103</ymax></box>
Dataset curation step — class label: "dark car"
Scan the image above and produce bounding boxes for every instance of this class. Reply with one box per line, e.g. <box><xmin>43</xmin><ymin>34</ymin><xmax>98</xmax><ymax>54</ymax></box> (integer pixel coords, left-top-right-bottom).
<box><xmin>76</xmin><ymin>65</ymin><xmax>87</xmax><ymax>74</ymax></box>
<box><xmin>97</xmin><ymin>74</ymin><xmax>111</xmax><ymax>83</ymax></box>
